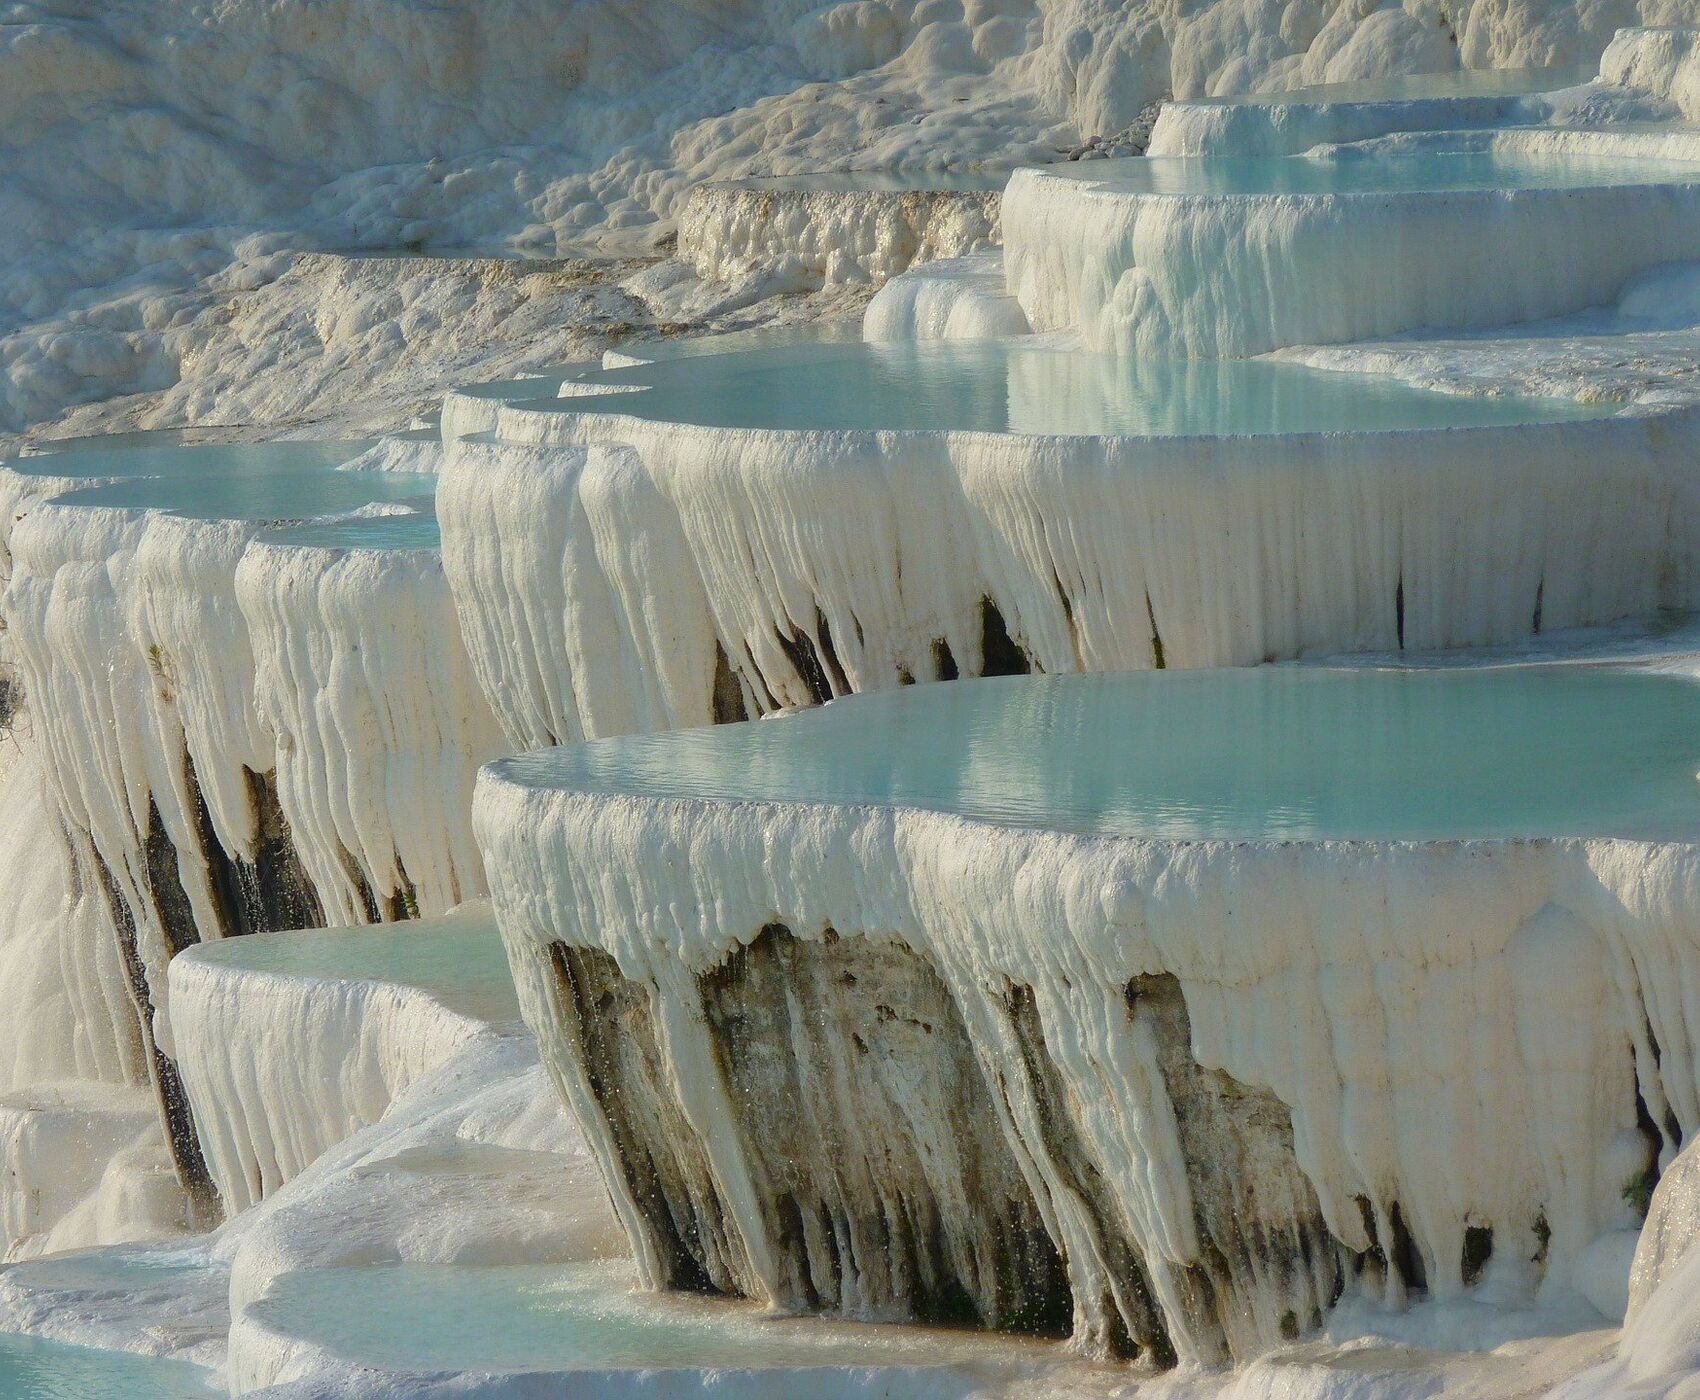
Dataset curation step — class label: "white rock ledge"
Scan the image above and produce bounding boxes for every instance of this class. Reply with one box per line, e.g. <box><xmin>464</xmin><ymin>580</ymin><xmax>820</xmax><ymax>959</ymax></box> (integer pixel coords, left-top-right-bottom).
<box><xmin>170</xmin><ymin>905</ymin><xmax>521</xmax><ymax>1214</ymax></box>
<box><xmin>475</xmin><ymin>754</ymin><xmax>1700</xmax><ymax>1368</ymax></box>
<box><xmin>1004</xmin><ymin>128</ymin><xmax>1700</xmax><ymax>357</ymax></box>
<box><xmin>678</xmin><ymin>181</ymin><xmax>1001</xmax><ymax>289</ymax></box>
<box><xmin>443</xmin><ymin>405</ymin><xmax>1700</xmax><ymax>746</ymax></box>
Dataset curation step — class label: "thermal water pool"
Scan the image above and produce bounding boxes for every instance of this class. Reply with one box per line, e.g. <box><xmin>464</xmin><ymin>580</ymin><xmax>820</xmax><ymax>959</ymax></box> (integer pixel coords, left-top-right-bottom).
<box><xmin>1004</xmin><ymin>135</ymin><xmax>1700</xmax><ymax>355</ymax></box>
<box><xmin>177</xmin><ymin>907</ymin><xmax>518</xmax><ymax>1026</ymax></box>
<box><xmin>0</xmin><ymin>1335</ymin><xmax>214</xmax><ymax>1399</ymax></box>
<box><xmin>1036</xmin><ymin>145</ymin><xmax>1700</xmax><ymax>196</ymax></box>
<box><xmin>535</xmin><ymin>340</ymin><xmax>1605</xmax><ymax>437</ymax></box>
<box><xmin>244</xmin><ymin>1258</ymin><xmax>1088</xmax><ymax>1383</ymax></box>
<box><xmin>7</xmin><ymin>439</ymin><xmax>371</xmax><ymax>482</ymax></box>
<box><xmin>49</xmin><ymin>467</ymin><xmax>435</xmax><ymax>522</ymax></box>
<box><xmin>259</xmin><ymin>506</ymin><xmax>441</xmax><ymax>551</ymax></box>
<box><xmin>477</xmin><ymin>661</ymin><xmax>1700</xmax><ymax>1366</ymax></box>
<box><xmin>495</xmin><ymin>666</ymin><xmax>1700</xmax><ymax>841</ymax></box>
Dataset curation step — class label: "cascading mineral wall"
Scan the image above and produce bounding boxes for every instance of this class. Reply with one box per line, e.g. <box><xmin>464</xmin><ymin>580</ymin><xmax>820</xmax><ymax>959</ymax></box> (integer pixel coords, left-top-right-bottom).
<box><xmin>235</xmin><ymin>538</ymin><xmax>504</xmax><ymax>926</ymax></box>
<box><xmin>678</xmin><ymin>182</ymin><xmax>1001</xmax><ymax>289</ymax></box>
<box><xmin>168</xmin><ymin>909</ymin><xmax>511</xmax><ymax>1213</ymax></box>
<box><xmin>1</xmin><ymin>480</ymin><xmax>500</xmax><ymax>1208</ymax></box>
<box><xmin>1003</xmin><ymin>128</ymin><xmax>1700</xmax><ymax>357</ymax></box>
<box><xmin>442</xmin><ymin>406</ymin><xmax>1700</xmax><ymax>744</ymax></box>
<box><xmin>475</xmin><ymin>774</ymin><xmax>1686</xmax><ymax>1365</ymax></box>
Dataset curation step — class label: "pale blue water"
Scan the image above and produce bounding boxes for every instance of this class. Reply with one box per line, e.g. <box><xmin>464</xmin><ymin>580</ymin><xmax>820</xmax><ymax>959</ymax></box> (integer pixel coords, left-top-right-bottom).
<box><xmin>181</xmin><ymin>912</ymin><xmax>518</xmax><ymax>1023</ymax></box>
<box><xmin>253</xmin><ymin>1260</ymin><xmax>1058</xmax><ymax>1373</ymax></box>
<box><xmin>24</xmin><ymin>428</ymin><xmax>249</xmax><ymax>453</ymax></box>
<box><xmin>453</xmin><ymin>367</ymin><xmax>588</xmax><ymax>403</ymax></box>
<box><xmin>1199</xmin><ymin>64</ymin><xmax>1592</xmax><ymax>106</ymax></box>
<box><xmin>608</xmin><ymin>318</ymin><xmax>863</xmax><ymax>364</ymax></box>
<box><xmin>739</xmin><ymin>169</ymin><xmax>1016</xmax><ymax>192</ymax></box>
<box><xmin>495</xmin><ymin>668</ymin><xmax>1700</xmax><ymax>842</ymax></box>
<box><xmin>1052</xmin><ymin>147</ymin><xmax>1700</xmax><ymax>195</ymax></box>
<box><xmin>51</xmin><ymin>470</ymin><xmax>436</xmax><ymax>524</ymax></box>
<box><xmin>260</xmin><ymin>509</ymin><xmax>441</xmax><ymax>551</ymax></box>
<box><xmin>0</xmin><ymin>1334</ymin><xmax>213</xmax><ymax>1398</ymax></box>
<box><xmin>535</xmin><ymin>342</ymin><xmax>1603</xmax><ymax>436</ymax></box>
<box><xmin>9</xmin><ymin>440</ymin><xmax>371</xmax><ymax>481</ymax></box>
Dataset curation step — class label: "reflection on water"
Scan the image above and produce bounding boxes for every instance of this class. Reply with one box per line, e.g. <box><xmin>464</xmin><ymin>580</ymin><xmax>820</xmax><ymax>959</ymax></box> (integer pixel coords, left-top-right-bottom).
<box><xmin>1046</xmin><ymin>147</ymin><xmax>1700</xmax><ymax>196</ymax></box>
<box><xmin>0</xmin><ymin>1334</ymin><xmax>213</xmax><ymax>1399</ymax></box>
<box><xmin>183</xmin><ymin>909</ymin><xmax>518</xmax><ymax>1024</ymax></box>
<box><xmin>254</xmin><ymin>1259</ymin><xmax>1066</xmax><ymax>1373</ymax></box>
<box><xmin>9</xmin><ymin>440</ymin><xmax>370</xmax><ymax>482</ymax></box>
<box><xmin>51</xmin><ymin>469</ymin><xmax>435</xmax><ymax>524</ymax></box>
<box><xmin>541</xmin><ymin>341</ymin><xmax>1604</xmax><ymax>437</ymax></box>
<box><xmin>507</xmin><ymin>667</ymin><xmax>1700</xmax><ymax>841</ymax></box>
<box><xmin>260</xmin><ymin>508</ymin><xmax>441</xmax><ymax>551</ymax></box>
<box><xmin>1194</xmin><ymin>65</ymin><xmax>1592</xmax><ymax>107</ymax></box>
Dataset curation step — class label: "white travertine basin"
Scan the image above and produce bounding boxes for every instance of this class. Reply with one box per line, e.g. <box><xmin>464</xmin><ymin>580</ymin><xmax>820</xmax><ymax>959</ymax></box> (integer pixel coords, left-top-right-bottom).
<box><xmin>474</xmin><ymin>661</ymin><xmax>1700</xmax><ymax>1369</ymax></box>
<box><xmin>1005</xmin><ymin>130</ymin><xmax>1700</xmax><ymax>357</ymax></box>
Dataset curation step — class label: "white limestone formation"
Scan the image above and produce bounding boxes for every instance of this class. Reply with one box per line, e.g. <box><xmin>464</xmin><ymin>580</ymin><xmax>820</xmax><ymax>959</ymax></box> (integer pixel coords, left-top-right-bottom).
<box><xmin>441</xmin><ymin>404</ymin><xmax>1700</xmax><ymax>750</ymax></box>
<box><xmin>1600</xmin><ymin>26</ymin><xmax>1700</xmax><ymax>119</ymax></box>
<box><xmin>678</xmin><ymin>181</ymin><xmax>1001</xmax><ymax>290</ymax></box>
<box><xmin>1004</xmin><ymin>128</ymin><xmax>1700</xmax><ymax>358</ymax></box>
<box><xmin>235</xmin><ymin>532</ymin><xmax>504</xmax><ymax>925</ymax></box>
<box><xmin>169</xmin><ymin>907</ymin><xmax>520</xmax><ymax>1213</ymax></box>
<box><xmin>474</xmin><ymin>735</ymin><xmax>1688</xmax><ymax>1367</ymax></box>
<box><xmin>862</xmin><ymin>252</ymin><xmax>1032</xmax><ymax>340</ymax></box>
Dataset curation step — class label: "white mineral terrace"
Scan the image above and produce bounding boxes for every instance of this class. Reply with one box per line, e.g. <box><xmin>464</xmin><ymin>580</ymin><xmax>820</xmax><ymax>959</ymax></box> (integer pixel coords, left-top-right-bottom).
<box><xmin>1144</xmin><ymin>63</ymin><xmax>1597</xmax><ymax>158</ymax></box>
<box><xmin>1003</xmin><ymin>129</ymin><xmax>1700</xmax><ymax>357</ymax></box>
<box><xmin>475</xmin><ymin>663</ymin><xmax>1700</xmax><ymax>1369</ymax></box>
<box><xmin>440</xmin><ymin>341</ymin><xmax>1693</xmax><ymax>753</ymax></box>
<box><xmin>15</xmin><ymin>19</ymin><xmax>1700</xmax><ymax>1399</ymax></box>
<box><xmin>677</xmin><ymin>173</ymin><xmax>1004</xmax><ymax>289</ymax></box>
<box><xmin>170</xmin><ymin>905</ymin><xmax>519</xmax><ymax>1214</ymax></box>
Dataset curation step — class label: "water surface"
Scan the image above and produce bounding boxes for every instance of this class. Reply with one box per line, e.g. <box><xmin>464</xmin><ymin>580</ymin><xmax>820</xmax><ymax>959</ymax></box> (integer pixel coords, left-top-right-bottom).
<box><xmin>260</xmin><ymin>509</ymin><xmax>441</xmax><ymax>551</ymax></box>
<box><xmin>253</xmin><ymin>1259</ymin><xmax>1065</xmax><ymax>1374</ymax></box>
<box><xmin>9</xmin><ymin>440</ymin><xmax>370</xmax><ymax>482</ymax></box>
<box><xmin>182</xmin><ymin>909</ymin><xmax>517</xmax><ymax>1024</ymax></box>
<box><xmin>499</xmin><ymin>667</ymin><xmax>1700</xmax><ymax>842</ymax></box>
<box><xmin>538</xmin><ymin>341</ymin><xmax>1604</xmax><ymax>436</ymax></box>
<box><xmin>52</xmin><ymin>470</ymin><xmax>435</xmax><ymax>524</ymax></box>
<box><xmin>0</xmin><ymin>1334</ymin><xmax>212</xmax><ymax>1399</ymax></box>
<box><xmin>1048</xmin><ymin>147</ymin><xmax>1700</xmax><ymax>195</ymax></box>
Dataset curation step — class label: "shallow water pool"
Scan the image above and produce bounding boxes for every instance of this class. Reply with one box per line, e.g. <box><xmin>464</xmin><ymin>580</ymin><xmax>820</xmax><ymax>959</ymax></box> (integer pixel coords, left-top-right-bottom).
<box><xmin>182</xmin><ymin>908</ymin><xmax>517</xmax><ymax>1023</ymax></box>
<box><xmin>1045</xmin><ymin>146</ymin><xmax>1700</xmax><ymax>196</ymax></box>
<box><xmin>543</xmin><ymin>340</ymin><xmax>1605</xmax><ymax>436</ymax></box>
<box><xmin>51</xmin><ymin>469</ymin><xmax>436</xmax><ymax>524</ymax></box>
<box><xmin>0</xmin><ymin>1334</ymin><xmax>213</xmax><ymax>1399</ymax></box>
<box><xmin>260</xmin><ymin>508</ymin><xmax>441</xmax><ymax>551</ymax></box>
<box><xmin>496</xmin><ymin>666</ymin><xmax>1700</xmax><ymax>842</ymax></box>
<box><xmin>252</xmin><ymin>1258</ymin><xmax>1066</xmax><ymax>1374</ymax></box>
<box><xmin>9</xmin><ymin>439</ymin><xmax>371</xmax><ymax>481</ymax></box>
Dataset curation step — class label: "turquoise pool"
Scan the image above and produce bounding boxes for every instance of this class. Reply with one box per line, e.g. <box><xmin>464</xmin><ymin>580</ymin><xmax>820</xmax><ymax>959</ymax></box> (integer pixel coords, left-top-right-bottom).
<box><xmin>51</xmin><ymin>470</ymin><xmax>435</xmax><ymax>524</ymax></box>
<box><xmin>1047</xmin><ymin>146</ymin><xmax>1700</xmax><ymax>196</ymax></box>
<box><xmin>0</xmin><ymin>1334</ymin><xmax>213</xmax><ymax>1399</ymax></box>
<box><xmin>539</xmin><ymin>341</ymin><xmax>1605</xmax><ymax>437</ymax></box>
<box><xmin>9</xmin><ymin>440</ymin><xmax>370</xmax><ymax>481</ymax></box>
<box><xmin>251</xmin><ymin>1259</ymin><xmax>1064</xmax><ymax>1374</ymax></box>
<box><xmin>180</xmin><ymin>909</ymin><xmax>518</xmax><ymax>1024</ymax></box>
<box><xmin>494</xmin><ymin>667</ymin><xmax>1700</xmax><ymax>842</ymax></box>
<box><xmin>259</xmin><ymin>508</ymin><xmax>441</xmax><ymax>551</ymax></box>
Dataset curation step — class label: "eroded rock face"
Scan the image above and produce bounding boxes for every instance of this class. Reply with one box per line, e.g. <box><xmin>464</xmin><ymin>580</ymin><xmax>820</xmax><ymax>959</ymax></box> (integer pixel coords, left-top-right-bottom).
<box><xmin>987</xmin><ymin>976</ymin><xmax>1343</xmax><ymax>1364</ymax></box>
<box><xmin>519</xmin><ymin>924</ymin><xmax>1340</xmax><ymax>1364</ymax></box>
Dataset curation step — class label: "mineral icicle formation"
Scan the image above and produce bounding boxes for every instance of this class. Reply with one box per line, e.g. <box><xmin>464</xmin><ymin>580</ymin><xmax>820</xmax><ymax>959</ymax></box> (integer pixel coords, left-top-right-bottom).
<box><xmin>13</xmin><ymin>17</ymin><xmax>1700</xmax><ymax>1397</ymax></box>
